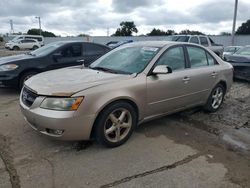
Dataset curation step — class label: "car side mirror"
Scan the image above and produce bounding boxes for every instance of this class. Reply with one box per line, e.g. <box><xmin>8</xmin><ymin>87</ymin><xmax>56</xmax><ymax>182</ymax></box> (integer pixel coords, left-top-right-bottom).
<box><xmin>152</xmin><ymin>65</ymin><xmax>172</xmax><ymax>75</ymax></box>
<box><xmin>53</xmin><ymin>53</ymin><xmax>62</xmax><ymax>61</ymax></box>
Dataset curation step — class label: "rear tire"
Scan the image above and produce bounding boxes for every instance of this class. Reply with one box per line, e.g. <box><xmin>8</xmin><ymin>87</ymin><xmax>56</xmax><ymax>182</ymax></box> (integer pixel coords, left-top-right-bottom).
<box><xmin>13</xmin><ymin>46</ymin><xmax>20</xmax><ymax>51</ymax></box>
<box><xmin>19</xmin><ymin>71</ymin><xmax>38</xmax><ymax>90</ymax></box>
<box><xmin>32</xmin><ymin>45</ymin><xmax>39</xmax><ymax>50</ymax></box>
<box><xmin>95</xmin><ymin>102</ymin><xmax>137</xmax><ymax>147</ymax></box>
<box><xmin>204</xmin><ymin>84</ymin><xmax>225</xmax><ymax>112</ymax></box>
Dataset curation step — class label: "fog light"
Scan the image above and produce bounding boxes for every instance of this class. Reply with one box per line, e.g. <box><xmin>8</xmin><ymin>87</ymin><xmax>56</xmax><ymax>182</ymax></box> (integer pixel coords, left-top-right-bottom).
<box><xmin>46</xmin><ymin>128</ymin><xmax>64</xmax><ymax>135</ymax></box>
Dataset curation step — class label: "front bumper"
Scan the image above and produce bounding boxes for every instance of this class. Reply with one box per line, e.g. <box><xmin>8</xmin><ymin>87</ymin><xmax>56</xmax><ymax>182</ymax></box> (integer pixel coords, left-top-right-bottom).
<box><xmin>0</xmin><ymin>73</ymin><xmax>19</xmax><ymax>88</ymax></box>
<box><xmin>20</xmin><ymin>93</ymin><xmax>96</xmax><ymax>141</ymax></box>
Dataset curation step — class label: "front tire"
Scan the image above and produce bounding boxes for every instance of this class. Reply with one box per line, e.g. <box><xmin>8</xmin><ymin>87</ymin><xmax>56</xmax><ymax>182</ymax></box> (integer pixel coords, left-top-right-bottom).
<box><xmin>13</xmin><ymin>46</ymin><xmax>20</xmax><ymax>51</ymax></box>
<box><xmin>204</xmin><ymin>84</ymin><xmax>225</xmax><ymax>112</ymax></box>
<box><xmin>32</xmin><ymin>45</ymin><xmax>39</xmax><ymax>50</ymax></box>
<box><xmin>95</xmin><ymin>102</ymin><xmax>137</xmax><ymax>147</ymax></box>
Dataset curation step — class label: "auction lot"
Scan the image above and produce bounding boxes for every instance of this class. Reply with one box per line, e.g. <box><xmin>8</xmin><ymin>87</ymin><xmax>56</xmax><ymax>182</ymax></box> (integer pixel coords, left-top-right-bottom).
<box><xmin>0</xmin><ymin>49</ymin><xmax>250</xmax><ymax>188</ymax></box>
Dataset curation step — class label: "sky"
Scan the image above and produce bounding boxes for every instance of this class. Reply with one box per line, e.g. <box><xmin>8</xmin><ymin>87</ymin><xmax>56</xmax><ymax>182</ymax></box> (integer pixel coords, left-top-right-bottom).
<box><xmin>0</xmin><ymin>0</ymin><xmax>250</xmax><ymax>36</ymax></box>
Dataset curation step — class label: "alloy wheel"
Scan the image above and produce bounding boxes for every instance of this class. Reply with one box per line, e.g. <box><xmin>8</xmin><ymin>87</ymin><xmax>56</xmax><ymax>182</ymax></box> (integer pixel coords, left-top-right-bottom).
<box><xmin>211</xmin><ymin>87</ymin><xmax>224</xmax><ymax>109</ymax></box>
<box><xmin>104</xmin><ymin>108</ymin><xmax>132</xmax><ymax>143</ymax></box>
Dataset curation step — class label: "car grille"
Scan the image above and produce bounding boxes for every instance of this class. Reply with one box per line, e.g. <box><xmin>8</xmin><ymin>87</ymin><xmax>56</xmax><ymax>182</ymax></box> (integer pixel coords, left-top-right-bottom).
<box><xmin>22</xmin><ymin>87</ymin><xmax>38</xmax><ymax>107</ymax></box>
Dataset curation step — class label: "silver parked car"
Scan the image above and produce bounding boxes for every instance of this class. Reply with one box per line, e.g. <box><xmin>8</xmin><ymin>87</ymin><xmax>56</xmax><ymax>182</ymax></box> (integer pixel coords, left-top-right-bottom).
<box><xmin>20</xmin><ymin>41</ymin><xmax>233</xmax><ymax>147</ymax></box>
<box><xmin>222</xmin><ymin>46</ymin><xmax>242</xmax><ymax>59</ymax></box>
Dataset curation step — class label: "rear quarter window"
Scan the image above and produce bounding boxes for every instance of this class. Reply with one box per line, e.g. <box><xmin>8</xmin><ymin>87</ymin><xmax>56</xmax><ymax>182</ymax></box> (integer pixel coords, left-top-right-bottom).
<box><xmin>206</xmin><ymin>52</ymin><xmax>218</xmax><ymax>65</ymax></box>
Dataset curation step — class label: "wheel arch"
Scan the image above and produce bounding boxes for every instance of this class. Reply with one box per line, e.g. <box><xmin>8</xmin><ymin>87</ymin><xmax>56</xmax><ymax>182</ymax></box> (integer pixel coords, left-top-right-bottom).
<box><xmin>13</xmin><ymin>45</ymin><xmax>20</xmax><ymax>50</ymax></box>
<box><xmin>217</xmin><ymin>80</ymin><xmax>227</xmax><ymax>92</ymax></box>
<box><xmin>18</xmin><ymin>68</ymin><xmax>41</xmax><ymax>87</ymax></box>
<box><xmin>89</xmin><ymin>98</ymin><xmax>139</xmax><ymax>140</ymax></box>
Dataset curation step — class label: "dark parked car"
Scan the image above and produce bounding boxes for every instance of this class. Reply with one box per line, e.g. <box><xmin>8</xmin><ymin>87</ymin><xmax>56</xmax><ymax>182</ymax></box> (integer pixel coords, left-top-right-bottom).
<box><xmin>0</xmin><ymin>41</ymin><xmax>110</xmax><ymax>89</ymax></box>
<box><xmin>224</xmin><ymin>46</ymin><xmax>250</xmax><ymax>81</ymax></box>
<box><xmin>106</xmin><ymin>40</ymin><xmax>133</xmax><ymax>49</ymax></box>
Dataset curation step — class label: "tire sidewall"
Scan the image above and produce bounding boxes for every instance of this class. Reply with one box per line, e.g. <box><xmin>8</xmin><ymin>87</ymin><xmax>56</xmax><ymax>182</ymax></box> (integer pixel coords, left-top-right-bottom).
<box><xmin>13</xmin><ymin>46</ymin><xmax>20</xmax><ymax>51</ymax></box>
<box><xmin>95</xmin><ymin>102</ymin><xmax>137</xmax><ymax>147</ymax></box>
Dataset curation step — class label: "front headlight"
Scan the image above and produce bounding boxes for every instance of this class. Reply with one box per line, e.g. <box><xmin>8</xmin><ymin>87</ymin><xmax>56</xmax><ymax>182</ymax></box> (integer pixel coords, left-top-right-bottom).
<box><xmin>0</xmin><ymin>64</ymin><xmax>19</xmax><ymax>72</ymax></box>
<box><xmin>40</xmin><ymin>97</ymin><xmax>84</xmax><ymax>111</ymax></box>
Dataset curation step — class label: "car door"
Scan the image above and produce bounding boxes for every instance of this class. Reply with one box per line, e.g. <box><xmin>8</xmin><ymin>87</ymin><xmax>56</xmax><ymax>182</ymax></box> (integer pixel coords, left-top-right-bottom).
<box><xmin>146</xmin><ymin>45</ymin><xmax>192</xmax><ymax>116</ymax></box>
<box><xmin>25</xmin><ymin>39</ymin><xmax>35</xmax><ymax>49</ymax></box>
<box><xmin>182</xmin><ymin>45</ymin><xmax>220</xmax><ymax>104</ymax></box>
<box><xmin>51</xmin><ymin>43</ymin><xmax>84</xmax><ymax>69</ymax></box>
<box><xmin>19</xmin><ymin>40</ymin><xmax>28</xmax><ymax>49</ymax></box>
<box><xmin>82</xmin><ymin>43</ymin><xmax>108</xmax><ymax>66</ymax></box>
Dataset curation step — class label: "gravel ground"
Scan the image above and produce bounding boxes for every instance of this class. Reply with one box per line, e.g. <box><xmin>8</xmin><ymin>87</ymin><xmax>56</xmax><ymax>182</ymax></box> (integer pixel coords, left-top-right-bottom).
<box><xmin>0</xmin><ymin>44</ymin><xmax>28</xmax><ymax>57</ymax></box>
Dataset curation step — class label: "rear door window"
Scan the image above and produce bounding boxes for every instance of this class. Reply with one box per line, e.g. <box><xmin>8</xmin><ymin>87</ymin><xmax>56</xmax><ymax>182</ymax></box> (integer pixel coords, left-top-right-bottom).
<box><xmin>26</xmin><ymin>39</ymin><xmax>35</xmax><ymax>43</ymax></box>
<box><xmin>199</xmin><ymin>37</ymin><xmax>209</xmax><ymax>46</ymax></box>
<box><xmin>21</xmin><ymin>40</ymin><xmax>29</xmax><ymax>43</ymax></box>
<box><xmin>189</xmin><ymin>37</ymin><xmax>199</xmax><ymax>44</ymax></box>
<box><xmin>172</xmin><ymin>36</ymin><xmax>189</xmax><ymax>42</ymax></box>
<box><xmin>60</xmin><ymin>44</ymin><xmax>82</xmax><ymax>57</ymax></box>
<box><xmin>26</xmin><ymin>36</ymin><xmax>42</xmax><ymax>42</ymax></box>
<box><xmin>187</xmin><ymin>46</ymin><xmax>208</xmax><ymax>68</ymax></box>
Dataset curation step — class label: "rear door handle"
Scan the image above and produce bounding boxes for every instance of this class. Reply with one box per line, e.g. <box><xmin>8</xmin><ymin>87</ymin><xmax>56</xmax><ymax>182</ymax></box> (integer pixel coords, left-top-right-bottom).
<box><xmin>211</xmin><ymin>72</ymin><xmax>218</xmax><ymax>77</ymax></box>
<box><xmin>182</xmin><ymin>76</ymin><xmax>190</xmax><ymax>82</ymax></box>
<box><xmin>76</xmin><ymin>59</ymin><xmax>85</xmax><ymax>63</ymax></box>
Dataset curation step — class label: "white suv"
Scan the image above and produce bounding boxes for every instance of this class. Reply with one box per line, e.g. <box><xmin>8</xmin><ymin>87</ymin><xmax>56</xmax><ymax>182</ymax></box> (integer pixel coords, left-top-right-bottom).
<box><xmin>5</xmin><ymin>39</ymin><xmax>41</xmax><ymax>51</ymax></box>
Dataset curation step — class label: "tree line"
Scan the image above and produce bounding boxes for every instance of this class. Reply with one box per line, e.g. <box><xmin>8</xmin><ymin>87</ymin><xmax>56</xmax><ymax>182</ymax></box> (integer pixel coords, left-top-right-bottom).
<box><xmin>13</xmin><ymin>19</ymin><xmax>250</xmax><ymax>37</ymax></box>
<box><xmin>111</xmin><ymin>20</ymin><xmax>250</xmax><ymax>36</ymax></box>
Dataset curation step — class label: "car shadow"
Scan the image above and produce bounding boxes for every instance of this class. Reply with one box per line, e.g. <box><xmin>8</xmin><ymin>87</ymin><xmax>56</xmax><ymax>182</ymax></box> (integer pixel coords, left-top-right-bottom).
<box><xmin>0</xmin><ymin>88</ymin><xmax>20</xmax><ymax>95</ymax></box>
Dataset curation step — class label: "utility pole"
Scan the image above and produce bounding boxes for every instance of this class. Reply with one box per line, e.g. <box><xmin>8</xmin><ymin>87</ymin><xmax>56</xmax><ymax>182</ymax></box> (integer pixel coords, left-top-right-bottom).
<box><xmin>231</xmin><ymin>0</ymin><xmax>238</xmax><ymax>45</ymax></box>
<box><xmin>35</xmin><ymin>16</ymin><xmax>42</xmax><ymax>35</ymax></box>
<box><xmin>10</xmin><ymin>19</ymin><xmax>14</xmax><ymax>34</ymax></box>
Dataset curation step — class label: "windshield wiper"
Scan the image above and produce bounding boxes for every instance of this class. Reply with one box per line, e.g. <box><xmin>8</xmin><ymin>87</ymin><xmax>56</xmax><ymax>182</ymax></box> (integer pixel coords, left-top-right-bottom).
<box><xmin>90</xmin><ymin>66</ymin><xmax>120</xmax><ymax>74</ymax></box>
<box><xmin>90</xmin><ymin>66</ymin><xmax>131</xmax><ymax>74</ymax></box>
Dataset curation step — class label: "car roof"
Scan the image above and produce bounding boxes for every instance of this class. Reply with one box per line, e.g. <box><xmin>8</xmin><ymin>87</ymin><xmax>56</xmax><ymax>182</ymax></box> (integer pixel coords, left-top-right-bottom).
<box><xmin>50</xmin><ymin>41</ymin><xmax>110</xmax><ymax>48</ymax></box>
<box><xmin>122</xmin><ymin>41</ymin><xmax>195</xmax><ymax>48</ymax></box>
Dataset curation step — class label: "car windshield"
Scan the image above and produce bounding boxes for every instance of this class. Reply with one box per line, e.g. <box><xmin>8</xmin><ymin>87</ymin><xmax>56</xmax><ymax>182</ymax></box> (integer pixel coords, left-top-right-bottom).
<box><xmin>90</xmin><ymin>46</ymin><xmax>160</xmax><ymax>74</ymax></box>
<box><xmin>171</xmin><ymin>36</ymin><xmax>189</xmax><ymax>42</ymax></box>
<box><xmin>225</xmin><ymin>47</ymin><xmax>236</xmax><ymax>52</ymax></box>
<box><xmin>235</xmin><ymin>47</ymin><xmax>250</xmax><ymax>56</ymax></box>
<box><xmin>30</xmin><ymin>42</ymin><xmax>65</xmax><ymax>56</ymax></box>
<box><xmin>11</xmin><ymin>36</ymin><xmax>22</xmax><ymax>42</ymax></box>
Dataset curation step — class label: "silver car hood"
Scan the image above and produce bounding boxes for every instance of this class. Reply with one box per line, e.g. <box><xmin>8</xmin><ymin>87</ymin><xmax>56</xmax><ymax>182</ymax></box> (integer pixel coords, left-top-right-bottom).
<box><xmin>24</xmin><ymin>67</ymin><xmax>132</xmax><ymax>96</ymax></box>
